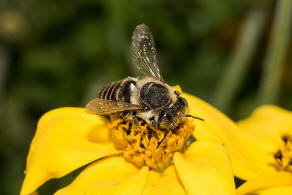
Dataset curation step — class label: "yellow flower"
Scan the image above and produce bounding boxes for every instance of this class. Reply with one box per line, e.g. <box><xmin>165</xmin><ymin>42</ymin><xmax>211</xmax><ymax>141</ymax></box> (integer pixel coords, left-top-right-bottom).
<box><xmin>236</xmin><ymin>106</ymin><xmax>292</xmax><ymax>195</ymax></box>
<box><xmin>189</xmin><ymin>103</ymin><xmax>292</xmax><ymax>194</ymax></box>
<box><xmin>21</xmin><ymin>88</ymin><xmax>237</xmax><ymax>195</ymax></box>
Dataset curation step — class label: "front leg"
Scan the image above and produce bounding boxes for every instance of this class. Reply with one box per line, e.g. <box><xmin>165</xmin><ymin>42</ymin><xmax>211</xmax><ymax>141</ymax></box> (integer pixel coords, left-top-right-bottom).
<box><xmin>156</xmin><ymin>122</ymin><xmax>174</xmax><ymax>149</ymax></box>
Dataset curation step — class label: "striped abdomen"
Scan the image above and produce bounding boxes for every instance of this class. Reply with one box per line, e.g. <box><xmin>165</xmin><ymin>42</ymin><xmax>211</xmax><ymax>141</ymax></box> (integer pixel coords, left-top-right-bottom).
<box><xmin>98</xmin><ymin>77</ymin><xmax>137</xmax><ymax>103</ymax></box>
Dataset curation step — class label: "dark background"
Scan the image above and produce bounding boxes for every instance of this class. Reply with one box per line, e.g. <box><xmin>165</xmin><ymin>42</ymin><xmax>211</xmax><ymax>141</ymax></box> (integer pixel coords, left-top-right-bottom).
<box><xmin>0</xmin><ymin>0</ymin><xmax>291</xmax><ymax>194</ymax></box>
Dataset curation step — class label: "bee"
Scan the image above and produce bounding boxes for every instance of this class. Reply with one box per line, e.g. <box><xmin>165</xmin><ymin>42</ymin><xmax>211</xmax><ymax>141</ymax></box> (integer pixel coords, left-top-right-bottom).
<box><xmin>85</xmin><ymin>24</ymin><xmax>203</xmax><ymax>148</ymax></box>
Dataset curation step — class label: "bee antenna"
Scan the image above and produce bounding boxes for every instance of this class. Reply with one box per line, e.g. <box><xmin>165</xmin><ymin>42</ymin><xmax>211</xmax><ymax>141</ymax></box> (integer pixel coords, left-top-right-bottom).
<box><xmin>185</xmin><ymin>114</ymin><xmax>204</xmax><ymax>121</ymax></box>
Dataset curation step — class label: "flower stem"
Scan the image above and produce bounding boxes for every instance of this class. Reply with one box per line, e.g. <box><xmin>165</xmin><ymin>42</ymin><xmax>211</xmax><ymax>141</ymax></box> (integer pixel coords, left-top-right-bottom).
<box><xmin>257</xmin><ymin>0</ymin><xmax>292</xmax><ymax>105</ymax></box>
<box><xmin>212</xmin><ymin>7</ymin><xmax>266</xmax><ymax>112</ymax></box>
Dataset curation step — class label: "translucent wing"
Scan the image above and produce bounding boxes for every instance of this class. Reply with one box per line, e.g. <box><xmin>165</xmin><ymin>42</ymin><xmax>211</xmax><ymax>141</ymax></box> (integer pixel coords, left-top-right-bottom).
<box><xmin>85</xmin><ymin>98</ymin><xmax>144</xmax><ymax>115</ymax></box>
<box><xmin>131</xmin><ymin>24</ymin><xmax>164</xmax><ymax>81</ymax></box>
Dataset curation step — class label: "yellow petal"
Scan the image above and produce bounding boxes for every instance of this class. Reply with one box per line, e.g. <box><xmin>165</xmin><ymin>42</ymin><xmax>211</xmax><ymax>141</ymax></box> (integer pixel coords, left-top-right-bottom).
<box><xmin>233</xmin><ymin>105</ymin><xmax>292</xmax><ymax>176</ymax></box>
<box><xmin>142</xmin><ymin>166</ymin><xmax>186</xmax><ymax>195</ymax></box>
<box><xmin>174</xmin><ymin>141</ymin><xmax>236</xmax><ymax>195</ymax></box>
<box><xmin>21</xmin><ymin>107</ymin><xmax>121</xmax><ymax>195</ymax></box>
<box><xmin>238</xmin><ymin>105</ymin><xmax>292</xmax><ymax>151</ymax></box>
<box><xmin>55</xmin><ymin>156</ymin><xmax>148</xmax><ymax>195</ymax></box>
<box><xmin>258</xmin><ymin>186</ymin><xmax>292</xmax><ymax>195</ymax></box>
<box><xmin>237</xmin><ymin>172</ymin><xmax>292</xmax><ymax>195</ymax></box>
<box><xmin>183</xmin><ymin>92</ymin><xmax>267</xmax><ymax>180</ymax></box>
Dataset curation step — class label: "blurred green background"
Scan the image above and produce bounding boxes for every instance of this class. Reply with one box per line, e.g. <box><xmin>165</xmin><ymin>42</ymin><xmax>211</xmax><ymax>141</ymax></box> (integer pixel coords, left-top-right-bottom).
<box><xmin>0</xmin><ymin>0</ymin><xmax>291</xmax><ymax>194</ymax></box>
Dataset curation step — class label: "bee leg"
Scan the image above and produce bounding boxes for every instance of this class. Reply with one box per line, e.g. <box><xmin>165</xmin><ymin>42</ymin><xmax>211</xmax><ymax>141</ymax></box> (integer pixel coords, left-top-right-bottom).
<box><xmin>131</xmin><ymin>112</ymin><xmax>139</xmax><ymax>127</ymax></box>
<box><xmin>120</xmin><ymin>111</ymin><xmax>129</xmax><ymax>119</ymax></box>
<box><xmin>150</xmin><ymin>117</ymin><xmax>156</xmax><ymax>127</ymax></box>
<box><xmin>156</xmin><ymin>124</ymin><xmax>174</xmax><ymax>149</ymax></box>
<box><xmin>156</xmin><ymin>130</ymin><xmax>171</xmax><ymax>149</ymax></box>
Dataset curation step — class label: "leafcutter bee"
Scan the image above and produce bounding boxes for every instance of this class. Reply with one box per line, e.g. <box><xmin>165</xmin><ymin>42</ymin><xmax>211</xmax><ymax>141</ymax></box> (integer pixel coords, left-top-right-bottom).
<box><xmin>85</xmin><ymin>24</ymin><xmax>203</xmax><ymax>148</ymax></box>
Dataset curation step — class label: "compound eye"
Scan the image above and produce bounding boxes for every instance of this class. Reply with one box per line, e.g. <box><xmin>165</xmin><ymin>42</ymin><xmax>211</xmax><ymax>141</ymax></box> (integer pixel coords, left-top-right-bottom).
<box><xmin>178</xmin><ymin>97</ymin><xmax>188</xmax><ymax>107</ymax></box>
<box><xmin>174</xmin><ymin>90</ymin><xmax>180</xmax><ymax>96</ymax></box>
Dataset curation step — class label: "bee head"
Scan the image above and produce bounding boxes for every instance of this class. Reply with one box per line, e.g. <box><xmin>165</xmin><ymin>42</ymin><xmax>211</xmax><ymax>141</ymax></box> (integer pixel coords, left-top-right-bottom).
<box><xmin>157</xmin><ymin>97</ymin><xmax>188</xmax><ymax>130</ymax></box>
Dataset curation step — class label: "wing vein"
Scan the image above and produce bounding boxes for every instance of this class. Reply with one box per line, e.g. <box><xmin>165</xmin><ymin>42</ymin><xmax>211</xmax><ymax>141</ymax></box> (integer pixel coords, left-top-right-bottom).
<box><xmin>131</xmin><ymin>24</ymin><xmax>164</xmax><ymax>81</ymax></box>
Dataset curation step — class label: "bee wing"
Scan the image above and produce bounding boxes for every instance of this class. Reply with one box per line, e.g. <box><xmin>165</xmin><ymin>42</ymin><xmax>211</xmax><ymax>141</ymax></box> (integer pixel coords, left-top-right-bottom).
<box><xmin>131</xmin><ymin>24</ymin><xmax>164</xmax><ymax>81</ymax></box>
<box><xmin>85</xmin><ymin>98</ymin><xmax>144</xmax><ymax>115</ymax></box>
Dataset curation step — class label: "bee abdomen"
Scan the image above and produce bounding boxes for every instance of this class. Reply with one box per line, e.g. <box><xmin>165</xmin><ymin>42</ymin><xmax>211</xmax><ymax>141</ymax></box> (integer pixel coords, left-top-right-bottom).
<box><xmin>117</xmin><ymin>79</ymin><xmax>137</xmax><ymax>103</ymax></box>
<box><xmin>98</xmin><ymin>77</ymin><xmax>137</xmax><ymax>102</ymax></box>
<box><xmin>98</xmin><ymin>80</ymin><xmax>122</xmax><ymax>100</ymax></box>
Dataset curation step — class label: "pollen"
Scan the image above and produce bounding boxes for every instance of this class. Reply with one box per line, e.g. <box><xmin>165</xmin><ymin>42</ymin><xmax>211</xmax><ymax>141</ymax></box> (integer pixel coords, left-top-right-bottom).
<box><xmin>108</xmin><ymin>115</ymin><xmax>195</xmax><ymax>172</ymax></box>
<box><xmin>273</xmin><ymin>134</ymin><xmax>292</xmax><ymax>172</ymax></box>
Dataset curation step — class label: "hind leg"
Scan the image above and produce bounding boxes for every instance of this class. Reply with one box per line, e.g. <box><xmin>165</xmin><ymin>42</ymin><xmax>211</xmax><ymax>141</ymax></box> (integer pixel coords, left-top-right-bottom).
<box><xmin>120</xmin><ymin>111</ymin><xmax>130</xmax><ymax>119</ymax></box>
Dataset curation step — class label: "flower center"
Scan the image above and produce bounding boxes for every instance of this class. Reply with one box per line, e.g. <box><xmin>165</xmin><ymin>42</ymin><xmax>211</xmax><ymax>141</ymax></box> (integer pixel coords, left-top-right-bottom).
<box><xmin>273</xmin><ymin>135</ymin><xmax>292</xmax><ymax>172</ymax></box>
<box><xmin>108</xmin><ymin>115</ymin><xmax>195</xmax><ymax>172</ymax></box>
